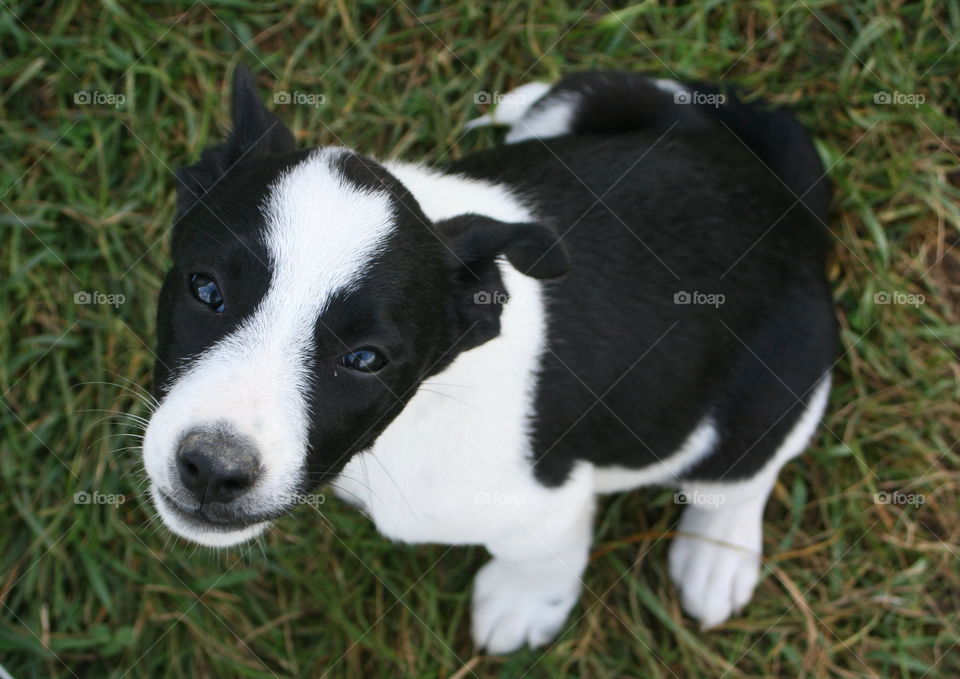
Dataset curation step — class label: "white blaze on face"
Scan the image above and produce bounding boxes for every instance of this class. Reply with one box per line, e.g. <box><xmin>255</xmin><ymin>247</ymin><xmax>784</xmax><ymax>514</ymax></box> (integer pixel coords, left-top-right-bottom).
<box><xmin>144</xmin><ymin>147</ymin><xmax>396</xmax><ymax>545</ymax></box>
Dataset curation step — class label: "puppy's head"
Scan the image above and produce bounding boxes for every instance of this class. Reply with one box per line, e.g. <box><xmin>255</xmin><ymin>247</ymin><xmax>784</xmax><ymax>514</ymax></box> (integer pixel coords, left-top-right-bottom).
<box><xmin>143</xmin><ymin>66</ymin><xmax>569</xmax><ymax>547</ymax></box>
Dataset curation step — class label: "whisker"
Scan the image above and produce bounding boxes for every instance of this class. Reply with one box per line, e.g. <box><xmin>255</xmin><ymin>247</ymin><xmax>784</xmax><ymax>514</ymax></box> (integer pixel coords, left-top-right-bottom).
<box><xmin>323</xmin><ymin>480</ymin><xmax>378</xmax><ymax>519</ymax></box>
<box><xmin>103</xmin><ymin>371</ymin><xmax>160</xmax><ymax>407</ymax></box>
<box><xmin>121</xmin><ymin>464</ymin><xmax>147</xmax><ymax>480</ymax></box>
<box><xmin>90</xmin><ymin>433</ymin><xmax>146</xmax><ymax>450</ymax></box>
<box><xmin>85</xmin><ymin>416</ymin><xmax>147</xmax><ymax>431</ymax></box>
<box><xmin>421</xmin><ymin>381</ymin><xmax>480</xmax><ymax>391</ymax></box>
<box><xmin>74</xmin><ymin>379</ymin><xmax>159</xmax><ymax>412</ymax></box>
<box><xmin>416</xmin><ymin>387</ymin><xmax>478</xmax><ymax>412</ymax></box>
<box><xmin>327</xmin><ymin>471</ymin><xmax>375</xmax><ymax>494</ymax></box>
<box><xmin>364</xmin><ymin>452</ymin><xmax>421</xmax><ymax>525</ymax></box>
<box><xmin>78</xmin><ymin>409</ymin><xmax>150</xmax><ymax>425</ymax></box>
<box><xmin>303</xmin><ymin>502</ymin><xmax>337</xmax><ymax>532</ymax></box>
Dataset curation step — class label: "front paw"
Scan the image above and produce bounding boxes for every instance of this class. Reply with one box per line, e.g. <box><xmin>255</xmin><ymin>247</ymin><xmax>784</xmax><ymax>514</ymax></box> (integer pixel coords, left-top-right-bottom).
<box><xmin>668</xmin><ymin>513</ymin><xmax>763</xmax><ymax>630</ymax></box>
<box><xmin>669</xmin><ymin>532</ymin><xmax>760</xmax><ymax>629</ymax></box>
<box><xmin>471</xmin><ymin>557</ymin><xmax>581</xmax><ymax>654</ymax></box>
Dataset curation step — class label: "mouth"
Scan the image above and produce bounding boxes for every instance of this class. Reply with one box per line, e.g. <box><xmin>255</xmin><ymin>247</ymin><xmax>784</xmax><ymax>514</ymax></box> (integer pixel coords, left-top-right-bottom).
<box><xmin>151</xmin><ymin>487</ymin><xmax>273</xmax><ymax>547</ymax></box>
<box><xmin>158</xmin><ymin>491</ymin><xmax>255</xmax><ymax>531</ymax></box>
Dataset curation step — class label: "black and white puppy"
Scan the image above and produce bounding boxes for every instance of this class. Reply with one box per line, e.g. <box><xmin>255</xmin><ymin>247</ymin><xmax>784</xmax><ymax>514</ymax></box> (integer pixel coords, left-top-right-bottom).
<box><xmin>143</xmin><ymin>66</ymin><xmax>836</xmax><ymax>653</ymax></box>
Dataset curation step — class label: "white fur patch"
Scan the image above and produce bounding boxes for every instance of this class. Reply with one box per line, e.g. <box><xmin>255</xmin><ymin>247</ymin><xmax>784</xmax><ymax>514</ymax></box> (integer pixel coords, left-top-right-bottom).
<box><xmin>144</xmin><ymin>147</ymin><xmax>395</xmax><ymax>546</ymax></box>
<box><xmin>504</xmin><ymin>91</ymin><xmax>580</xmax><ymax>144</ymax></box>
<box><xmin>653</xmin><ymin>78</ymin><xmax>686</xmax><ymax>95</ymax></box>
<box><xmin>470</xmin><ymin>476</ymin><xmax>594</xmax><ymax>652</ymax></box>
<box><xmin>680</xmin><ymin>375</ymin><xmax>832</xmax><ymax>504</ymax></box>
<box><xmin>383</xmin><ymin>161</ymin><xmax>536</xmax><ymax>223</ymax></box>
<box><xmin>331</xmin><ymin>163</ymin><xmax>601</xmax><ymax>652</ymax></box>
<box><xmin>471</xmin><ymin>530</ymin><xmax>586</xmax><ymax>651</ymax></box>
<box><xmin>335</xmin><ymin>161</ymin><xmax>593</xmax><ymax>547</ymax></box>
<box><xmin>592</xmin><ymin>416</ymin><xmax>718</xmax><ymax>493</ymax></box>
<box><xmin>668</xmin><ymin>496</ymin><xmax>764</xmax><ymax>629</ymax></box>
<box><xmin>464</xmin><ymin>81</ymin><xmax>553</xmax><ymax>130</ymax></box>
<box><xmin>668</xmin><ymin>375</ymin><xmax>831</xmax><ymax>628</ymax></box>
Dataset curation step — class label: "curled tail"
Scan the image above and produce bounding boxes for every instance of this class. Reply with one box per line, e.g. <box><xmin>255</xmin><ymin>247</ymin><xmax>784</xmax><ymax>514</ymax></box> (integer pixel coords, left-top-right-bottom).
<box><xmin>469</xmin><ymin>71</ymin><xmax>830</xmax><ymax>222</ymax></box>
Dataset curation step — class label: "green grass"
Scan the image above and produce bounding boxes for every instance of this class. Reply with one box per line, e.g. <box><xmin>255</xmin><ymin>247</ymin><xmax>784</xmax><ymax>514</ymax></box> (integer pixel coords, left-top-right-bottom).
<box><xmin>2</xmin><ymin>1</ymin><xmax>959</xmax><ymax>677</ymax></box>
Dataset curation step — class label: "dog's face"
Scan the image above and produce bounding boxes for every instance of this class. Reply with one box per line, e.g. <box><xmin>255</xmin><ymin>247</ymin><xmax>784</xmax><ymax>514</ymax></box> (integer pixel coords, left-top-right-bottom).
<box><xmin>142</xmin><ymin>67</ymin><xmax>569</xmax><ymax>547</ymax></box>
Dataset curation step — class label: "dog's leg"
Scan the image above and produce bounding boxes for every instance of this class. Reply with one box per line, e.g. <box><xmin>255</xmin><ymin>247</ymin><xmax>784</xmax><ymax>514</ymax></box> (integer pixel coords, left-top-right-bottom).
<box><xmin>668</xmin><ymin>376</ymin><xmax>831</xmax><ymax>629</ymax></box>
<box><xmin>471</xmin><ymin>467</ymin><xmax>594</xmax><ymax>654</ymax></box>
<box><xmin>667</xmin><ymin>492</ymin><xmax>767</xmax><ymax>630</ymax></box>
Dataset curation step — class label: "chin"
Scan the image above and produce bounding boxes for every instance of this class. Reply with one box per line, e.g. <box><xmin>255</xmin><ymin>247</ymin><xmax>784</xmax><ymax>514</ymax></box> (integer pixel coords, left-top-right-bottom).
<box><xmin>150</xmin><ymin>485</ymin><xmax>271</xmax><ymax>549</ymax></box>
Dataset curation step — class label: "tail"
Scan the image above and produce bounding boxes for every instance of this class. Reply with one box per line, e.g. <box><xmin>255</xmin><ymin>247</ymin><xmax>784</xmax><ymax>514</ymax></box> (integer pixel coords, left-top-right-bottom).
<box><xmin>468</xmin><ymin>71</ymin><xmax>830</xmax><ymax>223</ymax></box>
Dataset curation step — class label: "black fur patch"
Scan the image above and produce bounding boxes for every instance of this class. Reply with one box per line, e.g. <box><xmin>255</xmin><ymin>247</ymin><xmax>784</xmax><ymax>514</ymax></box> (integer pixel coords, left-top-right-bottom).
<box><xmin>447</xmin><ymin>72</ymin><xmax>836</xmax><ymax>486</ymax></box>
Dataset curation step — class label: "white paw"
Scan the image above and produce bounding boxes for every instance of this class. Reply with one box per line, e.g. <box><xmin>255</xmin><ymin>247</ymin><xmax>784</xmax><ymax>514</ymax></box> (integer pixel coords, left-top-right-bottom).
<box><xmin>471</xmin><ymin>557</ymin><xmax>581</xmax><ymax>654</ymax></box>
<box><xmin>668</xmin><ymin>505</ymin><xmax>764</xmax><ymax>629</ymax></box>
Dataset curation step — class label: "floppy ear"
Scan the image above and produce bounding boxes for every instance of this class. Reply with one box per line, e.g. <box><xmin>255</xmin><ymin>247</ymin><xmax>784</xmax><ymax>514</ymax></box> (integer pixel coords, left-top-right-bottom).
<box><xmin>439</xmin><ymin>213</ymin><xmax>570</xmax><ymax>352</ymax></box>
<box><xmin>175</xmin><ymin>64</ymin><xmax>296</xmax><ymax>217</ymax></box>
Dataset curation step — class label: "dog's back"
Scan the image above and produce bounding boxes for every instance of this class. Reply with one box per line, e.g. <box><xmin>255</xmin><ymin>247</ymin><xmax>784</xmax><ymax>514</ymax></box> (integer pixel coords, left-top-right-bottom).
<box><xmin>449</xmin><ymin>72</ymin><xmax>837</xmax><ymax>488</ymax></box>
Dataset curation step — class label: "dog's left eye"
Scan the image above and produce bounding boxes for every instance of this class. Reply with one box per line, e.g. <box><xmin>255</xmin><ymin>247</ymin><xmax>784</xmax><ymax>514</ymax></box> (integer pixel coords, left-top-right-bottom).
<box><xmin>190</xmin><ymin>273</ymin><xmax>224</xmax><ymax>313</ymax></box>
<box><xmin>340</xmin><ymin>348</ymin><xmax>388</xmax><ymax>373</ymax></box>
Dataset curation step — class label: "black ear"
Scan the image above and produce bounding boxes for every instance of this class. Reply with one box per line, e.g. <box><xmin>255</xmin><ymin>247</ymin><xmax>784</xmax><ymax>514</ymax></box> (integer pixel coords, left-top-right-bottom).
<box><xmin>442</xmin><ymin>213</ymin><xmax>570</xmax><ymax>280</ymax></box>
<box><xmin>226</xmin><ymin>64</ymin><xmax>297</xmax><ymax>159</ymax></box>
<box><xmin>175</xmin><ymin>65</ymin><xmax>297</xmax><ymax>217</ymax></box>
<box><xmin>439</xmin><ymin>213</ymin><xmax>570</xmax><ymax>352</ymax></box>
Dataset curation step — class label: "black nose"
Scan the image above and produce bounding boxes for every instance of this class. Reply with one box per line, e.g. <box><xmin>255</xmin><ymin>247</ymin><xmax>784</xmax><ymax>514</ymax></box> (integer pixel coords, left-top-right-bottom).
<box><xmin>175</xmin><ymin>428</ymin><xmax>261</xmax><ymax>504</ymax></box>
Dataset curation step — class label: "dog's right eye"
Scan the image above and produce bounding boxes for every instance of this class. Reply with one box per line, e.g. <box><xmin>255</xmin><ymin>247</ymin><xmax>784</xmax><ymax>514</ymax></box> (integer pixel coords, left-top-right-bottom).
<box><xmin>340</xmin><ymin>348</ymin><xmax>388</xmax><ymax>373</ymax></box>
<box><xmin>190</xmin><ymin>273</ymin><xmax>224</xmax><ymax>313</ymax></box>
